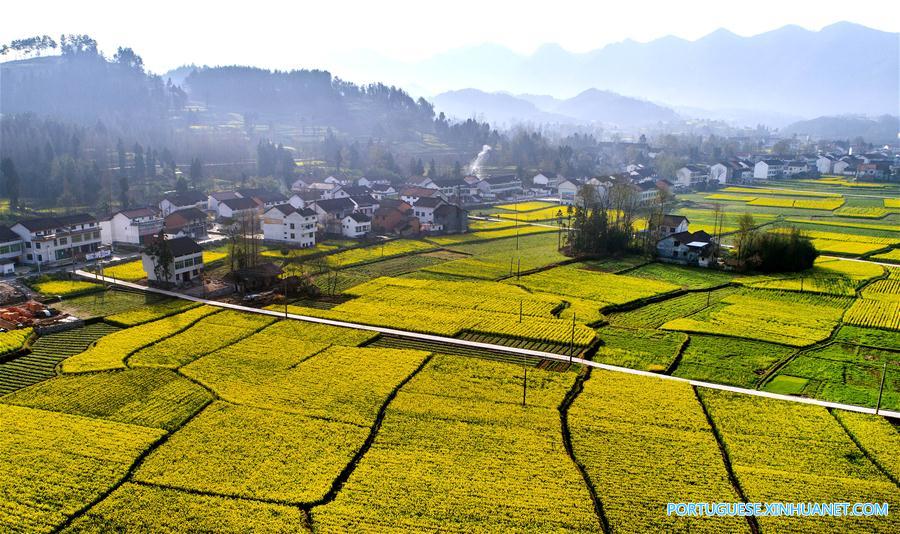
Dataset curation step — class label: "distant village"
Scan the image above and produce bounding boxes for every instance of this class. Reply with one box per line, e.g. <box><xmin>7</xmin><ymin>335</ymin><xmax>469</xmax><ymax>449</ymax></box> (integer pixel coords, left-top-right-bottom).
<box><xmin>0</xmin><ymin>138</ymin><xmax>894</xmax><ymax>285</ymax></box>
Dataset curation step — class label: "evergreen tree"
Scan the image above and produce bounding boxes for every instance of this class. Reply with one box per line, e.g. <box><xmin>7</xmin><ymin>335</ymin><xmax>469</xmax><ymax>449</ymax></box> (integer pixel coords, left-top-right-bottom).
<box><xmin>0</xmin><ymin>158</ymin><xmax>20</xmax><ymax>210</ymax></box>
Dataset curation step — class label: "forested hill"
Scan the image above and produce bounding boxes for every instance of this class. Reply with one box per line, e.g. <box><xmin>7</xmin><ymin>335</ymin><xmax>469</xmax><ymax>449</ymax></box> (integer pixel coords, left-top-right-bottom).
<box><xmin>1</xmin><ymin>42</ymin><xmax>186</xmax><ymax>133</ymax></box>
<box><xmin>183</xmin><ymin>66</ymin><xmax>442</xmax><ymax>141</ymax></box>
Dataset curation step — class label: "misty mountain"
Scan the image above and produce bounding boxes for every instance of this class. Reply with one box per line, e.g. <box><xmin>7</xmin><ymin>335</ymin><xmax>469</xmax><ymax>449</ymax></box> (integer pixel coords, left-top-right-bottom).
<box><xmin>433</xmin><ymin>88</ymin><xmax>678</xmax><ymax>128</ymax></box>
<box><xmin>782</xmin><ymin>115</ymin><xmax>899</xmax><ymax>144</ymax></box>
<box><xmin>376</xmin><ymin>22</ymin><xmax>898</xmax><ymax>119</ymax></box>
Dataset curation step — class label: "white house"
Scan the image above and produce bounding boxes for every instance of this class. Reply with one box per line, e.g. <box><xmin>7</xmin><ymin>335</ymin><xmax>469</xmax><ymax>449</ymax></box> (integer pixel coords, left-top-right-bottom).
<box><xmin>341</xmin><ymin>213</ymin><xmax>371</xmax><ymax>238</ymax></box>
<box><xmin>164</xmin><ymin>208</ymin><xmax>208</xmax><ymax>240</ymax></box>
<box><xmin>326</xmin><ymin>185</ymin><xmax>371</xmax><ymax>200</ymax></box>
<box><xmin>532</xmin><ymin>173</ymin><xmax>550</xmax><ymax>187</ymax></box>
<box><xmin>785</xmin><ymin>160</ymin><xmax>808</xmax><ymax>176</ymax></box>
<box><xmin>674</xmin><ymin>165</ymin><xmax>710</xmax><ymax>189</ymax></box>
<box><xmin>100</xmin><ymin>207</ymin><xmax>163</xmax><ymax>247</ymax></box>
<box><xmin>411</xmin><ymin>197</ymin><xmax>445</xmax><ymax>225</ymax></box>
<box><xmin>159</xmin><ymin>191</ymin><xmax>207</xmax><ymax>216</ymax></box>
<box><xmin>400</xmin><ymin>186</ymin><xmax>443</xmax><ymax>206</ymax></box>
<box><xmin>816</xmin><ymin>156</ymin><xmax>835</xmax><ymax>174</ymax></box>
<box><xmin>478</xmin><ymin>175</ymin><xmax>523</xmax><ymax>197</ymax></box>
<box><xmin>207</xmin><ymin>191</ymin><xmax>240</xmax><ymax>212</ymax></box>
<box><xmin>12</xmin><ymin>214</ymin><xmax>102</xmax><ymax>266</ymax></box>
<box><xmin>262</xmin><ymin>204</ymin><xmax>317</xmax><ymax>247</ymax></box>
<box><xmin>312</xmin><ymin>197</ymin><xmax>357</xmax><ymax>234</ymax></box>
<box><xmin>324</xmin><ymin>175</ymin><xmax>342</xmax><ymax>185</ymax></box>
<box><xmin>356</xmin><ymin>177</ymin><xmax>373</xmax><ymax>187</ymax></box>
<box><xmin>657</xmin><ymin>214</ymin><xmax>689</xmax><ymax>237</ymax></box>
<box><xmin>657</xmin><ymin>230</ymin><xmax>714</xmax><ymax>267</ymax></box>
<box><xmin>142</xmin><ymin>236</ymin><xmax>203</xmax><ymax>285</ymax></box>
<box><xmin>753</xmin><ymin>159</ymin><xmax>785</xmax><ymax>180</ymax></box>
<box><xmin>369</xmin><ymin>183</ymin><xmax>396</xmax><ymax>200</ymax></box>
<box><xmin>557</xmin><ymin>178</ymin><xmax>582</xmax><ymax>204</ymax></box>
<box><xmin>216</xmin><ymin>197</ymin><xmax>261</xmax><ymax>220</ymax></box>
<box><xmin>0</xmin><ymin>226</ymin><xmax>24</xmax><ymax>271</ymax></box>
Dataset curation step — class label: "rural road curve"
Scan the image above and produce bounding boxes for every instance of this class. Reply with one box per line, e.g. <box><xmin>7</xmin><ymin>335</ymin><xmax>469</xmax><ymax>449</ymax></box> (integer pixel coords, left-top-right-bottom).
<box><xmin>75</xmin><ymin>269</ymin><xmax>900</xmax><ymax>420</ymax></box>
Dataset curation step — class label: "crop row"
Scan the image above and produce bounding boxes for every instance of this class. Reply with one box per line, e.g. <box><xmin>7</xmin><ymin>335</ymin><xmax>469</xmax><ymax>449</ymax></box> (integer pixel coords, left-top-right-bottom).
<box><xmin>494</xmin><ymin>200</ymin><xmax>560</xmax><ymax>212</ymax></box>
<box><xmin>0</xmin><ymin>323</ymin><xmax>117</xmax><ymax>395</ymax></box>
<box><xmin>496</xmin><ymin>205</ymin><xmax>567</xmax><ymax>221</ymax></box>
<box><xmin>593</xmin><ymin>326</ymin><xmax>686</xmax><ymax>372</ymax></box>
<box><xmin>843</xmin><ymin>299</ymin><xmax>900</xmax><ymax>331</ymax></box>
<box><xmin>832</xmin><ymin>410</ymin><xmax>900</xmax><ymax>482</ymax></box>
<box><xmin>784</xmin><ymin>217</ymin><xmax>900</xmax><ymax>233</ymax></box>
<box><xmin>324</xmin><ymin>239</ymin><xmax>435</xmax><ymax>268</ymax></box>
<box><xmin>884</xmin><ymin>198</ymin><xmax>900</xmax><ymax>208</ymax></box>
<box><xmin>61</xmin><ymin>306</ymin><xmax>220</xmax><ymax>373</ymax></box>
<box><xmin>428</xmin><ymin>224</ymin><xmax>556</xmax><ymax>245</ymax></box>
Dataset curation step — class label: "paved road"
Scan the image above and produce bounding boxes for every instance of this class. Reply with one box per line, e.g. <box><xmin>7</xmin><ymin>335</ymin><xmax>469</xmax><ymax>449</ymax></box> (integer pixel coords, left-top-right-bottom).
<box><xmin>75</xmin><ymin>269</ymin><xmax>900</xmax><ymax>420</ymax></box>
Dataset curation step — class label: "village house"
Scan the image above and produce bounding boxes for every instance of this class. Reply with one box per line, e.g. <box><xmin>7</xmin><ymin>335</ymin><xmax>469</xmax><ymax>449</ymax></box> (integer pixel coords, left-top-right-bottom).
<box><xmin>142</xmin><ymin>236</ymin><xmax>203</xmax><ymax>285</ymax></box>
<box><xmin>710</xmin><ymin>160</ymin><xmax>753</xmax><ymax>185</ymax></box>
<box><xmin>785</xmin><ymin>160</ymin><xmax>808</xmax><ymax>176</ymax></box>
<box><xmin>261</xmin><ymin>204</ymin><xmax>317</xmax><ymax>247</ymax></box>
<box><xmin>216</xmin><ymin>197</ymin><xmax>260</xmax><ymax>221</ymax></box>
<box><xmin>251</xmin><ymin>191</ymin><xmax>290</xmax><ymax>210</ymax></box>
<box><xmin>349</xmin><ymin>195</ymin><xmax>380</xmax><ymax>217</ymax></box>
<box><xmin>400</xmin><ymin>186</ymin><xmax>443</xmax><ymax>205</ymax></box>
<box><xmin>557</xmin><ymin>178</ymin><xmax>583</xmax><ymax>204</ymax></box>
<box><xmin>368</xmin><ymin>182</ymin><xmax>397</xmax><ymax>200</ymax></box>
<box><xmin>0</xmin><ymin>226</ymin><xmax>24</xmax><ymax>274</ymax></box>
<box><xmin>433</xmin><ymin>178</ymin><xmax>471</xmax><ymax>201</ymax></box>
<box><xmin>433</xmin><ymin>204</ymin><xmax>469</xmax><ymax>234</ymax></box>
<box><xmin>312</xmin><ymin>197</ymin><xmax>357</xmax><ymax>234</ymax></box>
<box><xmin>207</xmin><ymin>191</ymin><xmax>240</xmax><ymax>213</ymax></box>
<box><xmin>100</xmin><ymin>207</ymin><xmax>164</xmax><ymax>247</ymax></box>
<box><xmin>326</xmin><ymin>185</ymin><xmax>372</xmax><ymax>200</ymax></box>
<box><xmin>657</xmin><ymin>229</ymin><xmax>715</xmax><ymax>267</ymax></box>
<box><xmin>410</xmin><ymin>196</ymin><xmax>445</xmax><ymax>227</ymax></box>
<box><xmin>159</xmin><ymin>190</ymin><xmax>207</xmax><ymax>216</ymax></box>
<box><xmin>408</xmin><ymin>176</ymin><xmax>438</xmax><ymax>189</ymax></box>
<box><xmin>373</xmin><ymin>199</ymin><xmax>418</xmax><ymax>235</ymax></box>
<box><xmin>164</xmin><ymin>208</ymin><xmax>208</xmax><ymax>240</ymax></box>
<box><xmin>532</xmin><ymin>173</ymin><xmax>550</xmax><ymax>187</ymax></box>
<box><xmin>12</xmin><ymin>214</ymin><xmax>102</xmax><ymax>266</ymax></box>
<box><xmin>477</xmin><ymin>175</ymin><xmax>523</xmax><ymax>198</ymax></box>
<box><xmin>656</xmin><ymin>214</ymin><xmax>690</xmax><ymax>237</ymax></box>
<box><xmin>341</xmin><ymin>213</ymin><xmax>371</xmax><ymax>238</ymax></box>
<box><xmin>753</xmin><ymin>159</ymin><xmax>785</xmax><ymax>180</ymax></box>
<box><xmin>816</xmin><ymin>155</ymin><xmax>836</xmax><ymax>174</ymax></box>
<box><xmin>674</xmin><ymin>165</ymin><xmax>710</xmax><ymax>189</ymax></box>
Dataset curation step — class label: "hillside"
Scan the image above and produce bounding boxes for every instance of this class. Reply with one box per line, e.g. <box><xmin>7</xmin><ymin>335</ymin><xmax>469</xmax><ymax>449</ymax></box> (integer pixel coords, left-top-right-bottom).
<box><xmin>782</xmin><ymin>114</ymin><xmax>899</xmax><ymax>143</ymax></box>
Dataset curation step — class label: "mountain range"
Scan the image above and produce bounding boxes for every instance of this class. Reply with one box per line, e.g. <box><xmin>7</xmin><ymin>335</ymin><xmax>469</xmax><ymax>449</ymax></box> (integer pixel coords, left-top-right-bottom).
<box><xmin>432</xmin><ymin>88</ymin><xmax>678</xmax><ymax>128</ymax></box>
<box><xmin>345</xmin><ymin>22</ymin><xmax>898</xmax><ymax>120</ymax></box>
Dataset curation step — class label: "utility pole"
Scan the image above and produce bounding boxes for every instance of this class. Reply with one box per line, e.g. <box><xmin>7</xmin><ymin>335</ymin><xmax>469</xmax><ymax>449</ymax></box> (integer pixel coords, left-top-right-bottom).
<box><xmin>875</xmin><ymin>362</ymin><xmax>887</xmax><ymax>415</ymax></box>
<box><xmin>519</xmin><ymin>299</ymin><xmax>523</xmax><ymax>323</ymax></box>
<box><xmin>517</xmin><ymin>257</ymin><xmax>521</xmax><ymax>279</ymax></box>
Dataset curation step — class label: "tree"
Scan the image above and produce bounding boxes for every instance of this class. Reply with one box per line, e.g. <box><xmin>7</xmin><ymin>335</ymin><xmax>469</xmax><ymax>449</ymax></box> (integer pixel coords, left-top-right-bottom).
<box><xmin>733</xmin><ymin>213</ymin><xmax>756</xmax><ymax>263</ymax></box>
<box><xmin>1</xmin><ymin>158</ymin><xmax>21</xmax><ymax>210</ymax></box>
<box><xmin>145</xmin><ymin>231</ymin><xmax>174</xmax><ymax>284</ymax></box>
<box><xmin>742</xmin><ymin>228</ymin><xmax>817</xmax><ymax>273</ymax></box>
<box><xmin>189</xmin><ymin>157</ymin><xmax>203</xmax><ymax>188</ymax></box>
<box><xmin>116</xmin><ymin>139</ymin><xmax>127</xmax><ymax>179</ymax></box>
<box><xmin>132</xmin><ymin>143</ymin><xmax>145</xmax><ymax>179</ymax></box>
<box><xmin>113</xmin><ymin>47</ymin><xmax>144</xmax><ymax>73</ymax></box>
<box><xmin>118</xmin><ymin>175</ymin><xmax>130</xmax><ymax>209</ymax></box>
<box><xmin>175</xmin><ymin>176</ymin><xmax>189</xmax><ymax>195</ymax></box>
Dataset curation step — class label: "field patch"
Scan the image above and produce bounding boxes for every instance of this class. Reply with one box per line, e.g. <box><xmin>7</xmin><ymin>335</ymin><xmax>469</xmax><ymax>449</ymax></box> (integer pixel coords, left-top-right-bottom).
<box><xmin>569</xmin><ymin>372</ymin><xmax>747</xmax><ymax>532</ymax></box>
<box><xmin>65</xmin><ymin>483</ymin><xmax>309</xmax><ymax>533</ymax></box>
<box><xmin>699</xmin><ymin>389</ymin><xmax>899</xmax><ymax>532</ymax></box>
<box><xmin>661</xmin><ymin>289</ymin><xmax>851</xmax><ymax>346</ymax></box>
<box><xmin>672</xmin><ymin>335</ymin><xmax>796</xmax><ymax>388</ymax></box>
<box><xmin>593</xmin><ymin>326</ymin><xmax>686</xmax><ymax>372</ymax></box>
<box><xmin>0</xmin><ymin>404</ymin><xmax>164</xmax><ymax>533</ymax></box>
<box><xmin>2</xmin><ymin>368</ymin><xmax>211</xmax><ymax>431</ymax></box>
<box><xmin>311</xmin><ymin>355</ymin><xmax>600</xmax><ymax>531</ymax></box>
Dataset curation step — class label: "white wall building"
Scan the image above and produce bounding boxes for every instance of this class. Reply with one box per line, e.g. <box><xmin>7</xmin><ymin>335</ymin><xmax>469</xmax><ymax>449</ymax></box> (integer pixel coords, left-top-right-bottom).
<box><xmin>753</xmin><ymin>159</ymin><xmax>785</xmax><ymax>180</ymax></box>
<box><xmin>262</xmin><ymin>204</ymin><xmax>317</xmax><ymax>247</ymax></box>
<box><xmin>100</xmin><ymin>208</ymin><xmax>164</xmax><ymax>247</ymax></box>
<box><xmin>142</xmin><ymin>236</ymin><xmax>204</xmax><ymax>285</ymax></box>
<box><xmin>341</xmin><ymin>213</ymin><xmax>371</xmax><ymax>238</ymax></box>
<box><xmin>12</xmin><ymin>214</ymin><xmax>102</xmax><ymax>266</ymax></box>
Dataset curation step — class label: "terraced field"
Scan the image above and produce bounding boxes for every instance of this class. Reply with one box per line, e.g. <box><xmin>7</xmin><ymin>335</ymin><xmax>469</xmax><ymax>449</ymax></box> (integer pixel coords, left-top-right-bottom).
<box><xmin>0</xmin><ymin>323</ymin><xmax>119</xmax><ymax>395</ymax></box>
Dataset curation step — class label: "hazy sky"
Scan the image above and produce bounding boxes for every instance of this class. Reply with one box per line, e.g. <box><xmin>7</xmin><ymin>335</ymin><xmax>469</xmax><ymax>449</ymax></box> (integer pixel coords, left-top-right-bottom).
<box><xmin>4</xmin><ymin>0</ymin><xmax>899</xmax><ymax>74</ymax></box>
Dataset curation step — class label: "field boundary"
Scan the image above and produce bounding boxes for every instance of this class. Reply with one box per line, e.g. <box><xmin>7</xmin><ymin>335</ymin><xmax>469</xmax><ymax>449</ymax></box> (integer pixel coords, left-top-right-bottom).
<box><xmin>73</xmin><ymin>269</ymin><xmax>900</xmax><ymax>420</ymax></box>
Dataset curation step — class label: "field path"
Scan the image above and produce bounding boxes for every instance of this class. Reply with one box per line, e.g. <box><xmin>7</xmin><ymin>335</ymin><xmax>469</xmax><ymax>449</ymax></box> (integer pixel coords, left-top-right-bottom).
<box><xmin>75</xmin><ymin>269</ymin><xmax>900</xmax><ymax>420</ymax></box>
